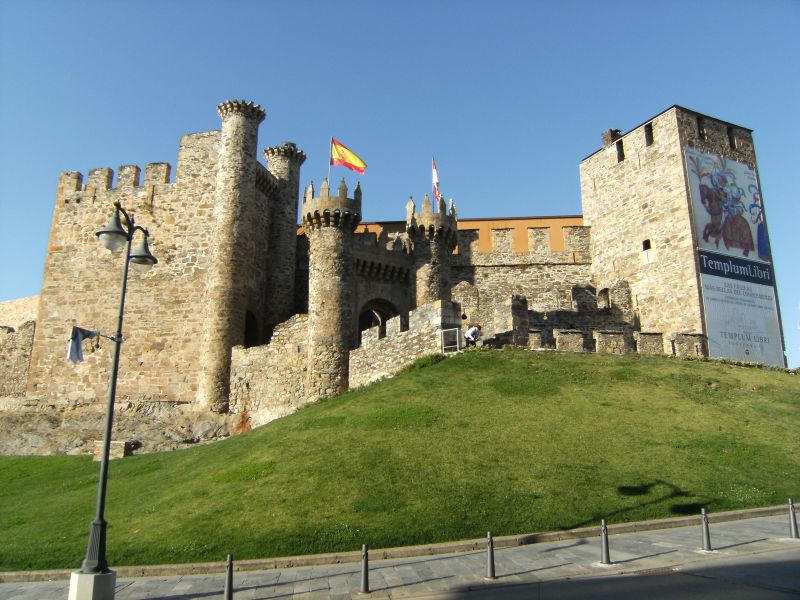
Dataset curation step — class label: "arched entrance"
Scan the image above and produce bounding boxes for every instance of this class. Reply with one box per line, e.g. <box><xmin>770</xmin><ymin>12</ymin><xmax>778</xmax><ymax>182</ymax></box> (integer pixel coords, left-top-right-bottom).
<box><xmin>357</xmin><ymin>298</ymin><xmax>400</xmax><ymax>343</ymax></box>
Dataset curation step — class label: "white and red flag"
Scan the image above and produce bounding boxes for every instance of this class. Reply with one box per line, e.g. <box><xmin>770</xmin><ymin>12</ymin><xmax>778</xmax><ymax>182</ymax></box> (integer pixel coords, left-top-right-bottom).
<box><xmin>432</xmin><ymin>157</ymin><xmax>442</xmax><ymax>202</ymax></box>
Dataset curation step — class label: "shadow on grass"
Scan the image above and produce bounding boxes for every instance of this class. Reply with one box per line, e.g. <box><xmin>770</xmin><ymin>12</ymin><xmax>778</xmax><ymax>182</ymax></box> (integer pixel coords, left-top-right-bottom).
<box><xmin>565</xmin><ymin>480</ymin><xmax>716</xmax><ymax>530</ymax></box>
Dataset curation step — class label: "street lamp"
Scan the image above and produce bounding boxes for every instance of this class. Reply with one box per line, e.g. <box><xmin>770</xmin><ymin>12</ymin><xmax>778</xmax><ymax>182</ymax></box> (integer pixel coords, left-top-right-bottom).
<box><xmin>69</xmin><ymin>202</ymin><xmax>156</xmax><ymax>600</ymax></box>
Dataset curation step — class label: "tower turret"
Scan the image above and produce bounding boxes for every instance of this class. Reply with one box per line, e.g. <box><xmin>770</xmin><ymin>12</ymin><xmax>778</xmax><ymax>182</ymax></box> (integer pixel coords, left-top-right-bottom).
<box><xmin>301</xmin><ymin>177</ymin><xmax>362</xmax><ymax>399</ymax></box>
<box><xmin>198</xmin><ymin>99</ymin><xmax>266</xmax><ymax>412</ymax></box>
<box><xmin>263</xmin><ymin>142</ymin><xmax>307</xmax><ymax>329</ymax></box>
<box><xmin>406</xmin><ymin>194</ymin><xmax>458</xmax><ymax>306</ymax></box>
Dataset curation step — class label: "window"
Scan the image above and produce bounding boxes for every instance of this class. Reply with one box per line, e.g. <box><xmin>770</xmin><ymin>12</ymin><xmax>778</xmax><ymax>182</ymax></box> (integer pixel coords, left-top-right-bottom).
<box><xmin>727</xmin><ymin>126</ymin><xmax>737</xmax><ymax>150</ymax></box>
<box><xmin>644</xmin><ymin>123</ymin><xmax>654</xmax><ymax>146</ymax></box>
<box><xmin>598</xmin><ymin>288</ymin><xmax>610</xmax><ymax>310</ymax></box>
<box><xmin>616</xmin><ymin>139</ymin><xmax>625</xmax><ymax>162</ymax></box>
<box><xmin>642</xmin><ymin>239</ymin><xmax>652</xmax><ymax>251</ymax></box>
<box><xmin>697</xmin><ymin>117</ymin><xmax>707</xmax><ymax>142</ymax></box>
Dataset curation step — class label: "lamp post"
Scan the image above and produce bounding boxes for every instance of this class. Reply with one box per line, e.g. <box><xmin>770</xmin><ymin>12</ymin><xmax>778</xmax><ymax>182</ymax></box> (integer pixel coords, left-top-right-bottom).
<box><xmin>69</xmin><ymin>202</ymin><xmax>157</xmax><ymax>600</ymax></box>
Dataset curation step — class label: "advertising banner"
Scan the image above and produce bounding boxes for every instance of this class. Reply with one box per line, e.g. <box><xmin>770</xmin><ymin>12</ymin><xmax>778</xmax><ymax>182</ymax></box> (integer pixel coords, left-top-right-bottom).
<box><xmin>685</xmin><ymin>147</ymin><xmax>784</xmax><ymax>366</ymax></box>
<box><xmin>700</xmin><ymin>273</ymin><xmax>784</xmax><ymax>365</ymax></box>
<box><xmin>686</xmin><ymin>147</ymin><xmax>770</xmax><ymax>263</ymax></box>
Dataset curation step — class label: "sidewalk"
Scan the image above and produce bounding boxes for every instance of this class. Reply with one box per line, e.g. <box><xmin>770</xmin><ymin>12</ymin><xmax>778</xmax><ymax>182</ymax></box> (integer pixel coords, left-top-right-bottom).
<box><xmin>1</xmin><ymin>514</ymin><xmax>798</xmax><ymax>599</ymax></box>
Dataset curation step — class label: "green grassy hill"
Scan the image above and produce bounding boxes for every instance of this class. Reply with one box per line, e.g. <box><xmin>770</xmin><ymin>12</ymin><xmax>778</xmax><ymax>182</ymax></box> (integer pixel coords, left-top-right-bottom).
<box><xmin>1</xmin><ymin>350</ymin><xmax>798</xmax><ymax>571</ymax></box>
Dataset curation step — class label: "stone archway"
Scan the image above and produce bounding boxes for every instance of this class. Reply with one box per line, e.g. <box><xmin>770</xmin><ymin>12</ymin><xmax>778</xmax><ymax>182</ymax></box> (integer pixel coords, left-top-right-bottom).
<box><xmin>357</xmin><ymin>298</ymin><xmax>400</xmax><ymax>343</ymax></box>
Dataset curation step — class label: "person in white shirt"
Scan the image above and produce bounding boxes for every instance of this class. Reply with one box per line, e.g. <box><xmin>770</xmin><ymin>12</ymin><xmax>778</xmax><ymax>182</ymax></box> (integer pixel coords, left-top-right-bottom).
<box><xmin>464</xmin><ymin>324</ymin><xmax>482</xmax><ymax>347</ymax></box>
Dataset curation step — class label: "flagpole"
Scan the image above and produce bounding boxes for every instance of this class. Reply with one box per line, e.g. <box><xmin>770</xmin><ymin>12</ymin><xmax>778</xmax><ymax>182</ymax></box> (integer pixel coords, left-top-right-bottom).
<box><xmin>327</xmin><ymin>137</ymin><xmax>332</xmax><ymax>184</ymax></box>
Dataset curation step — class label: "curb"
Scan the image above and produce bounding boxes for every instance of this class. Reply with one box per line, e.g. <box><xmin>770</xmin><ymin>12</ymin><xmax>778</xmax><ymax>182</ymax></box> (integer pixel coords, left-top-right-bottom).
<box><xmin>0</xmin><ymin>504</ymin><xmax>788</xmax><ymax>583</ymax></box>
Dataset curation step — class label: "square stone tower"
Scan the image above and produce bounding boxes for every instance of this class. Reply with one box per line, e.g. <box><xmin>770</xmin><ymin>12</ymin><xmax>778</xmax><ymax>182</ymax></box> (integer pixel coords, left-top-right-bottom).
<box><xmin>580</xmin><ymin>106</ymin><xmax>785</xmax><ymax>366</ymax></box>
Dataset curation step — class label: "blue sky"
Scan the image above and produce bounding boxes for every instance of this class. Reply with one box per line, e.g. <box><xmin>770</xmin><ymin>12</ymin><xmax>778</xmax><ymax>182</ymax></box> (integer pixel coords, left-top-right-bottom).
<box><xmin>1</xmin><ymin>0</ymin><xmax>797</xmax><ymax>366</ymax></box>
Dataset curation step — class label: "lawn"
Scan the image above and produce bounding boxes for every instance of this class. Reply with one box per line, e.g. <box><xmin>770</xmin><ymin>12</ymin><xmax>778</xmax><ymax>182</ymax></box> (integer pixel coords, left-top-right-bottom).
<box><xmin>1</xmin><ymin>350</ymin><xmax>798</xmax><ymax>571</ymax></box>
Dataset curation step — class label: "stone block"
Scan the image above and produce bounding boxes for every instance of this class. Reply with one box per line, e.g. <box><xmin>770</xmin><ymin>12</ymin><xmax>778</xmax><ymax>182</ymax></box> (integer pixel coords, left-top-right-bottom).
<box><xmin>554</xmin><ymin>329</ymin><xmax>585</xmax><ymax>352</ymax></box>
<box><xmin>673</xmin><ymin>333</ymin><xmax>707</xmax><ymax>357</ymax></box>
<box><xmin>635</xmin><ymin>332</ymin><xmax>664</xmax><ymax>355</ymax></box>
<box><xmin>528</xmin><ymin>329</ymin><xmax>543</xmax><ymax>349</ymax></box>
<box><xmin>593</xmin><ymin>330</ymin><xmax>627</xmax><ymax>354</ymax></box>
<box><xmin>92</xmin><ymin>440</ymin><xmax>134</xmax><ymax>461</ymax></box>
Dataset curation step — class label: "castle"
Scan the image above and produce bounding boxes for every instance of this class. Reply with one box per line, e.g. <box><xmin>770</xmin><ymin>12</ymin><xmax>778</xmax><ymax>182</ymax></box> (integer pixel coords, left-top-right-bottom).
<box><xmin>0</xmin><ymin>100</ymin><xmax>786</xmax><ymax>454</ymax></box>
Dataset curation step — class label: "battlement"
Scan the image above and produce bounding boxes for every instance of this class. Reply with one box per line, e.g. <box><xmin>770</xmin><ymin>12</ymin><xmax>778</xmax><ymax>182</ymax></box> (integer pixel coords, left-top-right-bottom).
<box><xmin>353</xmin><ymin>230</ymin><xmax>413</xmax><ymax>283</ymax></box>
<box><xmin>350</xmin><ymin>300</ymin><xmax>462</xmax><ymax>387</ymax></box>
<box><xmin>57</xmin><ymin>162</ymin><xmax>173</xmax><ymax>198</ymax></box>
<box><xmin>264</xmin><ymin>141</ymin><xmax>306</xmax><ymax>165</ymax></box>
<box><xmin>300</xmin><ymin>178</ymin><xmax>362</xmax><ymax>231</ymax></box>
<box><xmin>406</xmin><ymin>194</ymin><xmax>458</xmax><ymax>245</ymax></box>
<box><xmin>217</xmin><ymin>99</ymin><xmax>266</xmax><ymax>123</ymax></box>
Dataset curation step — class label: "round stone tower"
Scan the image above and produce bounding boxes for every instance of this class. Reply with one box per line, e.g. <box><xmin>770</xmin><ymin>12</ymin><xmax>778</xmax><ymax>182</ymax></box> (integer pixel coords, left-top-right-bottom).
<box><xmin>264</xmin><ymin>142</ymin><xmax>307</xmax><ymax>329</ymax></box>
<box><xmin>406</xmin><ymin>194</ymin><xmax>458</xmax><ymax>306</ymax></box>
<box><xmin>198</xmin><ymin>99</ymin><xmax>266</xmax><ymax>412</ymax></box>
<box><xmin>301</xmin><ymin>177</ymin><xmax>362</xmax><ymax>399</ymax></box>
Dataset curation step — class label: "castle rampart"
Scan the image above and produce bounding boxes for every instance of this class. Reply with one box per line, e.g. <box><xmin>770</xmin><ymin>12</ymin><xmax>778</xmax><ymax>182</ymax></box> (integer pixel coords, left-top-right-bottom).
<box><xmin>349</xmin><ymin>300</ymin><xmax>462</xmax><ymax>388</ymax></box>
<box><xmin>229</xmin><ymin>314</ymin><xmax>309</xmax><ymax>429</ymax></box>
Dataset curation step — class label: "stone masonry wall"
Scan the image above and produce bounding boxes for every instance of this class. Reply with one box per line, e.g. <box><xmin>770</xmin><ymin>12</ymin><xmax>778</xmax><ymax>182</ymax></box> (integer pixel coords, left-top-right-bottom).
<box><xmin>580</xmin><ymin>108</ymin><xmax>703</xmax><ymax>350</ymax></box>
<box><xmin>350</xmin><ymin>300</ymin><xmax>462</xmax><ymax>388</ymax></box>
<box><xmin>0</xmin><ymin>321</ymin><xmax>35</xmax><ymax>396</ymax></box>
<box><xmin>0</xmin><ymin>296</ymin><xmax>39</xmax><ymax>328</ymax></box>
<box><xmin>580</xmin><ymin>107</ymin><xmax>759</xmax><ymax>354</ymax></box>
<box><xmin>451</xmin><ymin>224</ymin><xmax>601</xmax><ymax>339</ymax></box>
<box><xmin>25</xmin><ymin>131</ymin><xmax>222</xmax><ymax>406</ymax></box>
<box><xmin>198</xmin><ymin>101</ymin><xmax>268</xmax><ymax>411</ymax></box>
<box><xmin>229</xmin><ymin>314</ymin><xmax>309</xmax><ymax>429</ymax></box>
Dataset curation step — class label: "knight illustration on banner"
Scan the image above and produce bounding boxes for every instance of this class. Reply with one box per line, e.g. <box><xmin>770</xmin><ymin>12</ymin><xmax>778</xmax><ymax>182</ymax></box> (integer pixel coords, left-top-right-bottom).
<box><xmin>686</xmin><ymin>149</ymin><xmax>770</xmax><ymax>263</ymax></box>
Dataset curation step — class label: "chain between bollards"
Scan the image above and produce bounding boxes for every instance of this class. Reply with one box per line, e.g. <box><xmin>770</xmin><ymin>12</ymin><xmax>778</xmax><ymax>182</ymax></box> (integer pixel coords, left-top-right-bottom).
<box><xmin>600</xmin><ymin>519</ymin><xmax>611</xmax><ymax>565</ymax></box>
<box><xmin>224</xmin><ymin>553</ymin><xmax>233</xmax><ymax>600</ymax></box>
<box><xmin>360</xmin><ymin>544</ymin><xmax>370</xmax><ymax>594</ymax></box>
<box><xmin>701</xmin><ymin>508</ymin><xmax>712</xmax><ymax>551</ymax></box>
<box><xmin>486</xmin><ymin>531</ymin><xmax>496</xmax><ymax>580</ymax></box>
<box><xmin>790</xmin><ymin>498</ymin><xmax>799</xmax><ymax>540</ymax></box>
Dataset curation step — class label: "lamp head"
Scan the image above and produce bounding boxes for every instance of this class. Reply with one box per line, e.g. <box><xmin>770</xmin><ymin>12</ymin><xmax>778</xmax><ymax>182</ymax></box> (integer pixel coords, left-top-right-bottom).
<box><xmin>130</xmin><ymin>234</ymin><xmax>158</xmax><ymax>272</ymax></box>
<box><xmin>96</xmin><ymin>207</ymin><xmax>128</xmax><ymax>252</ymax></box>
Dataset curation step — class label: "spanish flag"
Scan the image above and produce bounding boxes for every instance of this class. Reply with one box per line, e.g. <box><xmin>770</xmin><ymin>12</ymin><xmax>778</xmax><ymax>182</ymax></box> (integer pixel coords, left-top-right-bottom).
<box><xmin>330</xmin><ymin>138</ymin><xmax>367</xmax><ymax>174</ymax></box>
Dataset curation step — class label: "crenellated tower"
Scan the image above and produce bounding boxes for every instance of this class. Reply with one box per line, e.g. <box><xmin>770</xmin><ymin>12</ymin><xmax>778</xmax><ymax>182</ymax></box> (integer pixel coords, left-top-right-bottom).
<box><xmin>263</xmin><ymin>142</ymin><xmax>306</xmax><ymax>332</ymax></box>
<box><xmin>198</xmin><ymin>99</ymin><xmax>266</xmax><ymax>412</ymax></box>
<box><xmin>301</xmin><ymin>178</ymin><xmax>362</xmax><ymax>399</ymax></box>
<box><xmin>406</xmin><ymin>195</ymin><xmax>458</xmax><ymax>306</ymax></box>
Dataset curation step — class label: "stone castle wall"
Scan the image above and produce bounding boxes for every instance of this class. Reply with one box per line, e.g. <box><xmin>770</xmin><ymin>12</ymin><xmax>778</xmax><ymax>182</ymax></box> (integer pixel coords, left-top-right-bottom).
<box><xmin>0</xmin><ymin>296</ymin><xmax>39</xmax><ymax>327</ymax></box>
<box><xmin>0</xmin><ymin>321</ymin><xmax>35</xmax><ymax>396</ymax></box>
<box><xmin>1</xmin><ymin>101</ymin><xmax>776</xmax><ymax>456</ymax></box>
<box><xmin>350</xmin><ymin>300</ymin><xmax>463</xmax><ymax>388</ymax></box>
<box><xmin>580</xmin><ymin>107</ymin><xmax>758</xmax><ymax>352</ymax></box>
<box><xmin>229</xmin><ymin>314</ymin><xmax>309</xmax><ymax>429</ymax></box>
<box><xmin>450</xmin><ymin>223</ymin><xmax>630</xmax><ymax>342</ymax></box>
<box><xmin>25</xmin><ymin>132</ymin><xmax>222</xmax><ymax>405</ymax></box>
<box><xmin>580</xmin><ymin>108</ymin><xmax>700</xmax><ymax>349</ymax></box>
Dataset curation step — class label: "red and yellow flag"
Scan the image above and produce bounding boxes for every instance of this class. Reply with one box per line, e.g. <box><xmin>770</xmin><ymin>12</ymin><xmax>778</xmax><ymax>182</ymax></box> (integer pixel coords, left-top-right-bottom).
<box><xmin>330</xmin><ymin>138</ymin><xmax>367</xmax><ymax>174</ymax></box>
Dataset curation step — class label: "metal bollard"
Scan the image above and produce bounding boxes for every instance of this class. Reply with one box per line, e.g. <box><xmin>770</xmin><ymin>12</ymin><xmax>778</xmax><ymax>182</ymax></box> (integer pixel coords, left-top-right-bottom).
<box><xmin>701</xmin><ymin>508</ymin><xmax>712</xmax><ymax>551</ymax></box>
<box><xmin>790</xmin><ymin>498</ymin><xmax>799</xmax><ymax>540</ymax></box>
<box><xmin>224</xmin><ymin>553</ymin><xmax>233</xmax><ymax>600</ymax></box>
<box><xmin>600</xmin><ymin>519</ymin><xmax>611</xmax><ymax>565</ymax></box>
<box><xmin>360</xmin><ymin>544</ymin><xmax>370</xmax><ymax>594</ymax></box>
<box><xmin>486</xmin><ymin>531</ymin><xmax>496</xmax><ymax>579</ymax></box>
